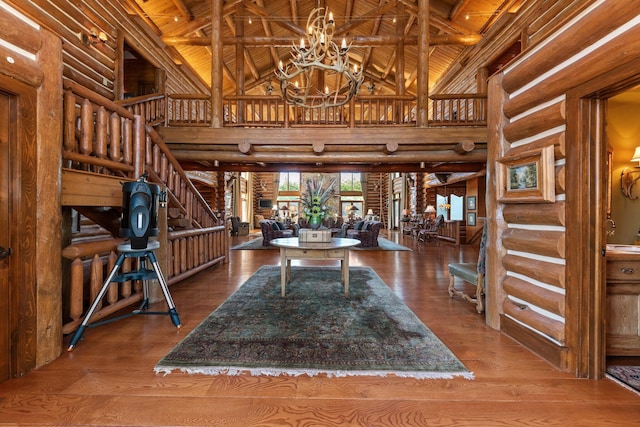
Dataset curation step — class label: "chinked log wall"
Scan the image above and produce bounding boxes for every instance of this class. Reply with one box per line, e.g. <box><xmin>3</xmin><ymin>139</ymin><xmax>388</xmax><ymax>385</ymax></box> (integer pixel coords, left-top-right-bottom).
<box><xmin>8</xmin><ymin>0</ymin><xmax>207</xmax><ymax>99</ymax></box>
<box><xmin>489</xmin><ymin>0</ymin><xmax>639</xmax><ymax>372</ymax></box>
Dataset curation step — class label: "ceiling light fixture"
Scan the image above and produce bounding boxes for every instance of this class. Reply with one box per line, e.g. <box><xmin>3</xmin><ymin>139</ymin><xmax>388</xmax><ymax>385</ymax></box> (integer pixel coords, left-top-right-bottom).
<box><xmin>275</xmin><ymin>7</ymin><xmax>363</xmax><ymax>109</ymax></box>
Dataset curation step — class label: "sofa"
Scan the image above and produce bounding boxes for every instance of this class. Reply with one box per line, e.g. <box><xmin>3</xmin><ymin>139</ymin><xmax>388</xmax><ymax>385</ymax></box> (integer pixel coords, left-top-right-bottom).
<box><xmin>342</xmin><ymin>220</ymin><xmax>383</xmax><ymax>247</ymax></box>
<box><xmin>259</xmin><ymin>219</ymin><xmax>299</xmax><ymax>245</ymax></box>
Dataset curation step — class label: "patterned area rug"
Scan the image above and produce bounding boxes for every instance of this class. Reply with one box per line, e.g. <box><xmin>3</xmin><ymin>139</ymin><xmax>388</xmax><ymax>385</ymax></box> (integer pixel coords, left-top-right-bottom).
<box><xmin>231</xmin><ymin>236</ymin><xmax>411</xmax><ymax>251</ymax></box>
<box><xmin>606</xmin><ymin>366</ymin><xmax>640</xmax><ymax>394</ymax></box>
<box><xmin>155</xmin><ymin>266</ymin><xmax>470</xmax><ymax>379</ymax></box>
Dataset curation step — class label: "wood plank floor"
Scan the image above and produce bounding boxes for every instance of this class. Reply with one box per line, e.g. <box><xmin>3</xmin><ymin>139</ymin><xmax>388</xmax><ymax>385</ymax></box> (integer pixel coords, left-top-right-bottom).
<box><xmin>0</xmin><ymin>231</ymin><xmax>638</xmax><ymax>426</ymax></box>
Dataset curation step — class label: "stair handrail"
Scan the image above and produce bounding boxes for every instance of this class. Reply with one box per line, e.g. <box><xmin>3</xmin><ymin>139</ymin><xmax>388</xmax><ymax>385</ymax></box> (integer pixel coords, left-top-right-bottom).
<box><xmin>63</xmin><ymin>81</ymin><xmax>220</xmax><ymax>227</ymax></box>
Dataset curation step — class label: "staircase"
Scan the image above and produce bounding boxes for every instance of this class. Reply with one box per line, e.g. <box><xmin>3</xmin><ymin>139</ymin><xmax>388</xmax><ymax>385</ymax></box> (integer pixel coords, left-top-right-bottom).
<box><xmin>60</xmin><ymin>82</ymin><xmax>228</xmax><ymax>335</ymax></box>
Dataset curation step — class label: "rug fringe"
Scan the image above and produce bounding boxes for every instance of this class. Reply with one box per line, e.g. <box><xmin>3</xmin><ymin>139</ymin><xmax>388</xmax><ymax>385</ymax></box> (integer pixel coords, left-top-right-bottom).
<box><xmin>155</xmin><ymin>366</ymin><xmax>474</xmax><ymax>380</ymax></box>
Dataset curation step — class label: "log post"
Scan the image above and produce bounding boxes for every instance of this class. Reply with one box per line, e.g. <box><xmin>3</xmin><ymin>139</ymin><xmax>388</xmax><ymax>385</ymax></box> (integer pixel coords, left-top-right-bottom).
<box><xmin>211</xmin><ymin>0</ymin><xmax>223</xmax><ymax>128</ymax></box>
<box><xmin>416</xmin><ymin>0</ymin><xmax>429</xmax><ymax>127</ymax></box>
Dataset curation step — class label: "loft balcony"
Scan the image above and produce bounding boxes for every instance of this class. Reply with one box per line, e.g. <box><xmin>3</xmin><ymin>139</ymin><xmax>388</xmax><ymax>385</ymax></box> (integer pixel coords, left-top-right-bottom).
<box><xmin>133</xmin><ymin>93</ymin><xmax>490</xmax><ymax>173</ymax></box>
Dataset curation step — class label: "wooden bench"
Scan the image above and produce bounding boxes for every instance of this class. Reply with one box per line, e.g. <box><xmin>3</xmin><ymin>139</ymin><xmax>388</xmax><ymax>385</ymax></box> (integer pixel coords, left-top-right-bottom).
<box><xmin>447</xmin><ymin>223</ymin><xmax>486</xmax><ymax>313</ymax></box>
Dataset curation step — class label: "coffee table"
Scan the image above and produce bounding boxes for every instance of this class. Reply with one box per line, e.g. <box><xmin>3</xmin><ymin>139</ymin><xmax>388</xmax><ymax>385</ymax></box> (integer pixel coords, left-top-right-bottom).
<box><xmin>270</xmin><ymin>237</ymin><xmax>360</xmax><ymax>297</ymax></box>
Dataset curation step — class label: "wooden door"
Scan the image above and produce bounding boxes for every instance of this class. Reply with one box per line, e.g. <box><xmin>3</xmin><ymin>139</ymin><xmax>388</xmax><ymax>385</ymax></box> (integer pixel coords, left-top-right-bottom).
<box><xmin>0</xmin><ymin>91</ymin><xmax>10</xmax><ymax>382</ymax></box>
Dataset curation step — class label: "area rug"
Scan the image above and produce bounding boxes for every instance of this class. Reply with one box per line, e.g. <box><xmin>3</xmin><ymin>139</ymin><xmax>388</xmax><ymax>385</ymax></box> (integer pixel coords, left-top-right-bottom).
<box><xmin>155</xmin><ymin>265</ymin><xmax>470</xmax><ymax>379</ymax></box>
<box><xmin>231</xmin><ymin>236</ymin><xmax>411</xmax><ymax>251</ymax></box>
<box><xmin>606</xmin><ymin>366</ymin><xmax>640</xmax><ymax>394</ymax></box>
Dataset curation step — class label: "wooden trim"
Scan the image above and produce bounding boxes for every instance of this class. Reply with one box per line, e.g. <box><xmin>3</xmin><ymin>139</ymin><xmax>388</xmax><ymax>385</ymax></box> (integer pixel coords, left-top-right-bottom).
<box><xmin>0</xmin><ymin>74</ymin><xmax>38</xmax><ymax>377</ymax></box>
<box><xmin>500</xmin><ymin>314</ymin><xmax>569</xmax><ymax>370</ymax></box>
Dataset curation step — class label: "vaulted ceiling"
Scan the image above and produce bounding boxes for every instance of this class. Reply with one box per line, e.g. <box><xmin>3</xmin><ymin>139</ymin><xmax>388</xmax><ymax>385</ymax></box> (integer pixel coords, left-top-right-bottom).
<box><xmin>131</xmin><ymin>0</ymin><xmax>522</xmax><ymax>95</ymax></box>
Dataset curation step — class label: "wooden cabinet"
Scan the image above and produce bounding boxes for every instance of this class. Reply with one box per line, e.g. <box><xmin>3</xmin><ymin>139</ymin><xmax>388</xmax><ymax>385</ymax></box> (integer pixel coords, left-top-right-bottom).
<box><xmin>606</xmin><ymin>253</ymin><xmax>640</xmax><ymax>355</ymax></box>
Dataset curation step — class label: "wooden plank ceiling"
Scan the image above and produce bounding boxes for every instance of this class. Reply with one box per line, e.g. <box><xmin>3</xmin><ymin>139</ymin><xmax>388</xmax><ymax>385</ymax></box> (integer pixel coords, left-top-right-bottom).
<box><xmin>133</xmin><ymin>0</ymin><xmax>515</xmax><ymax>95</ymax></box>
<box><xmin>129</xmin><ymin>0</ymin><xmax>522</xmax><ymax>175</ymax></box>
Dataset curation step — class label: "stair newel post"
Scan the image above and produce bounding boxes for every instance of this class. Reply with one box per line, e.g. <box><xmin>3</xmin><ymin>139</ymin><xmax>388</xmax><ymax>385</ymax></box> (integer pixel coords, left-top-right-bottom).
<box><xmin>132</xmin><ymin>115</ymin><xmax>145</xmax><ymax>179</ymax></box>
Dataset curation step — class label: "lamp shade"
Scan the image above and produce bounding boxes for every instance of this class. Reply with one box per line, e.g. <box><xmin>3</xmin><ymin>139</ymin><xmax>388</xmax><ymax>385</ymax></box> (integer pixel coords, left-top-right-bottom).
<box><xmin>272</xmin><ymin>205</ymin><xmax>278</xmax><ymax>211</ymax></box>
<box><xmin>367</xmin><ymin>209</ymin><xmax>374</xmax><ymax>215</ymax></box>
<box><xmin>424</xmin><ymin>205</ymin><xmax>436</xmax><ymax>213</ymax></box>
<box><xmin>402</xmin><ymin>209</ymin><xmax>410</xmax><ymax>216</ymax></box>
<box><xmin>632</xmin><ymin>146</ymin><xmax>640</xmax><ymax>164</ymax></box>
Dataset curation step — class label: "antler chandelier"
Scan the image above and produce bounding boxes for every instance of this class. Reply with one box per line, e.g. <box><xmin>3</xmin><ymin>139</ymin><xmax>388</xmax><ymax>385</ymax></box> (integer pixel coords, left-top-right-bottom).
<box><xmin>275</xmin><ymin>7</ymin><xmax>363</xmax><ymax>109</ymax></box>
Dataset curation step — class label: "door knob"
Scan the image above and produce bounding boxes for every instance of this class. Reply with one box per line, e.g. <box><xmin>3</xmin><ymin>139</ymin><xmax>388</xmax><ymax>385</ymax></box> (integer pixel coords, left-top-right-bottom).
<box><xmin>0</xmin><ymin>246</ymin><xmax>12</xmax><ymax>260</ymax></box>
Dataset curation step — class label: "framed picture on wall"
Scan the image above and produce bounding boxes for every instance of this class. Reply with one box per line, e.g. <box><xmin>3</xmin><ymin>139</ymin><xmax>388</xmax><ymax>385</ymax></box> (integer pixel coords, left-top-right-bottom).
<box><xmin>497</xmin><ymin>145</ymin><xmax>555</xmax><ymax>203</ymax></box>
<box><xmin>467</xmin><ymin>196</ymin><xmax>476</xmax><ymax>210</ymax></box>
<box><xmin>467</xmin><ymin>212</ymin><xmax>476</xmax><ymax>226</ymax></box>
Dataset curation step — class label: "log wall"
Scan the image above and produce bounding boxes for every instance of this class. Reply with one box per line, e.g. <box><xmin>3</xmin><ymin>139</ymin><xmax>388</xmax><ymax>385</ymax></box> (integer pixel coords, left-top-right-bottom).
<box><xmin>488</xmin><ymin>0</ymin><xmax>640</xmax><ymax>374</ymax></box>
<box><xmin>7</xmin><ymin>0</ymin><xmax>207</xmax><ymax>100</ymax></box>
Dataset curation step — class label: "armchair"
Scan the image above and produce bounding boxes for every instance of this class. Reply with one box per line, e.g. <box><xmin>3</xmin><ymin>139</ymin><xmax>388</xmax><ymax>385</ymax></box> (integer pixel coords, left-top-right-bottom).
<box><xmin>260</xmin><ymin>220</ymin><xmax>297</xmax><ymax>246</ymax></box>
<box><xmin>345</xmin><ymin>220</ymin><xmax>382</xmax><ymax>247</ymax></box>
<box><xmin>417</xmin><ymin>215</ymin><xmax>444</xmax><ymax>243</ymax></box>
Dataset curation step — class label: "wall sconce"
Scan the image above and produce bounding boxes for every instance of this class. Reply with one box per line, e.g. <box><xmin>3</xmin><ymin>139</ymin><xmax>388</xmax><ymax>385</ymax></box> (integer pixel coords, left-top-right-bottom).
<box><xmin>621</xmin><ymin>146</ymin><xmax>640</xmax><ymax>199</ymax></box>
<box><xmin>81</xmin><ymin>28</ymin><xmax>107</xmax><ymax>46</ymax></box>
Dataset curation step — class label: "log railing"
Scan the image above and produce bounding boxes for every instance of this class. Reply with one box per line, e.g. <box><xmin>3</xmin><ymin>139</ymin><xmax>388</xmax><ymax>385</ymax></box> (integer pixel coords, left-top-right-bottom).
<box><xmin>166</xmin><ymin>93</ymin><xmax>211</xmax><ymax>127</ymax></box>
<box><xmin>429</xmin><ymin>93</ymin><xmax>487</xmax><ymax>126</ymax></box>
<box><xmin>118</xmin><ymin>93</ymin><xmax>166</xmax><ymax>127</ymax></box>
<box><xmin>61</xmin><ymin>81</ymin><xmax>227</xmax><ymax>334</ymax></box>
<box><xmin>61</xmin><ymin>226</ymin><xmax>226</xmax><ymax>334</ymax></box>
<box><xmin>165</xmin><ymin>93</ymin><xmax>486</xmax><ymax>128</ymax></box>
<box><xmin>439</xmin><ymin>220</ymin><xmax>461</xmax><ymax>245</ymax></box>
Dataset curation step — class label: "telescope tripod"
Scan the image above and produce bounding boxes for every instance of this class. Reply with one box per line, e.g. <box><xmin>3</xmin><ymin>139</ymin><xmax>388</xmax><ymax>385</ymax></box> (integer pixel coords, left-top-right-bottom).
<box><xmin>68</xmin><ymin>240</ymin><xmax>181</xmax><ymax>351</ymax></box>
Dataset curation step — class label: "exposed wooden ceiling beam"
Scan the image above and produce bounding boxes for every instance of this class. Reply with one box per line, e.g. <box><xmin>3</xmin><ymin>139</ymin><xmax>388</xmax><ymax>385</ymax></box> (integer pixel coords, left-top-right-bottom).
<box><xmin>162</xmin><ymin>33</ymin><xmax>481</xmax><ymax>47</ymax></box>
<box><xmin>179</xmin><ymin>161</ymin><xmax>485</xmax><ymax>174</ymax></box>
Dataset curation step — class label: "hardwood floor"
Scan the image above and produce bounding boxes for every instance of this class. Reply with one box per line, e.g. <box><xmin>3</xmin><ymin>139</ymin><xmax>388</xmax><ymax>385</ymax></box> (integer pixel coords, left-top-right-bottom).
<box><xmin>0</xmin><ymin>231</ymin><xmax>638</xmax><ymax>426</ymax></box>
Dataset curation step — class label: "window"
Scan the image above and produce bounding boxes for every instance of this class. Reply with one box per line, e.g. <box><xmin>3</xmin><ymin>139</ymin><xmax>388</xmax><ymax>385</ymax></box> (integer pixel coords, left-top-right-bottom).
<box><xmin>340</xmin><ymin>172</ymin><xmax>362</xmax><ymax>192</ymax></box>
<box><xmin>450</xmin><ymin>194</ymin><xmax>463</xmax><ymax>221</ymax></box>
<box><xmin>437</xmin><ymin>194</ymin><xmax>449</xmax><ymax>219</ymax></box>
<box><xmin>278</xmin><ymin>172</ymin><xmax>300</xmax><ymax>192</ymax></box>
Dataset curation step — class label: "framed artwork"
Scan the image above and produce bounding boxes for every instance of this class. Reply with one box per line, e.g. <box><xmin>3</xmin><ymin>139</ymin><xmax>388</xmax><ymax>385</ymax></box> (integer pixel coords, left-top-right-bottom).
<box><xmin>467</xmin><ymin>196</ymin><xmax>476</xmax><ymax>211</ymax></box>
<box><xmin>497</xmin><ymin>145</ymin><xmax>555</xmax><ymax>203</ymax></box>
<box><xmin>467</xmin><ymin>212</ymin><xmax>476</xmax><ymax>226</ymax></box>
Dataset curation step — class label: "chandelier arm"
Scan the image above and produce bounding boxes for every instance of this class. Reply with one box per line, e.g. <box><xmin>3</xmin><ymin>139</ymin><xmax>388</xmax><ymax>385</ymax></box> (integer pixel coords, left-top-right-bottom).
<box><xmin>276</xmin><ymin>7</ymin><xmax>363</xmax><ymax>109</ymax></box>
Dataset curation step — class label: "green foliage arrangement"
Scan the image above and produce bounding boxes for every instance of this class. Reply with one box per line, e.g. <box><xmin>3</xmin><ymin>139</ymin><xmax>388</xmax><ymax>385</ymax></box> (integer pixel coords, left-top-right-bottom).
<box><xmin>301</xmin><ymin>177</ymin><xmax>336</xmax><ymax>219</ymax></box>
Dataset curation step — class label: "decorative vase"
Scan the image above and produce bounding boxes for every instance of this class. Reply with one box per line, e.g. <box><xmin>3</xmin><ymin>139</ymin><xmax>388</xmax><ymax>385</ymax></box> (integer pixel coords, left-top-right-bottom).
<box><xmin>309</xmin><ymin>214</ymin><xmax>322</xmax><ymax>229</ymax></box>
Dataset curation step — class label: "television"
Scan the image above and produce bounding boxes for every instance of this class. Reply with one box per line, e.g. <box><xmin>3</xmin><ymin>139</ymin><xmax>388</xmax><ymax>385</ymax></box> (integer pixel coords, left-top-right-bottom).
<box><xmin>258</xmin><ymin>199</ymin><xmax>273</xmax><ymax>209</ymax></box>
